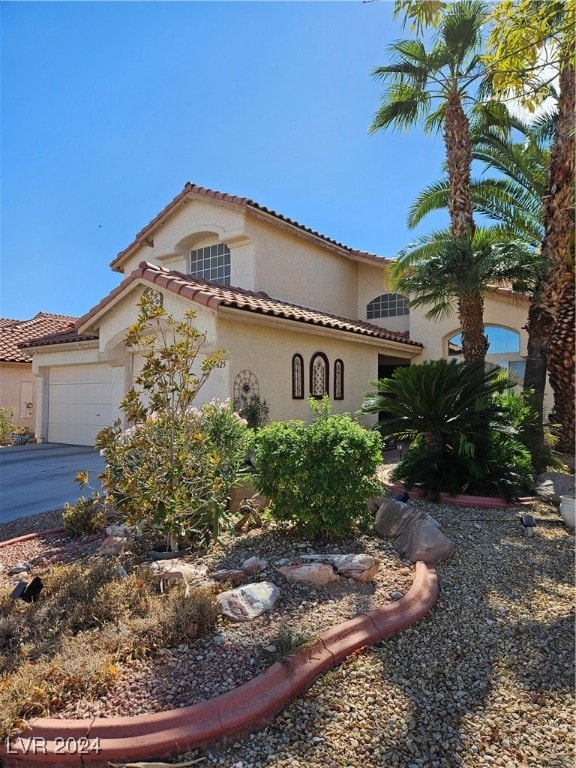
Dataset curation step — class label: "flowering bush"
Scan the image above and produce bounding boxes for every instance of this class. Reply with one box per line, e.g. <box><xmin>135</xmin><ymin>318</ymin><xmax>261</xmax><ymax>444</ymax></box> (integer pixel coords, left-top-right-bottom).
<box><xmin>96</xmin><ymin>295</ymin><xmax>248</xmax><ymax>549</ymax></box>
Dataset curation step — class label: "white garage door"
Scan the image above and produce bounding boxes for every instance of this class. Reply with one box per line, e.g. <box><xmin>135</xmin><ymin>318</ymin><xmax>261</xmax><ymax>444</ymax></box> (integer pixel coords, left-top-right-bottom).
<box><xmin>48</xmin><ymin>364</ymin><xmax>114</xmax><ymax>446</ymax></box>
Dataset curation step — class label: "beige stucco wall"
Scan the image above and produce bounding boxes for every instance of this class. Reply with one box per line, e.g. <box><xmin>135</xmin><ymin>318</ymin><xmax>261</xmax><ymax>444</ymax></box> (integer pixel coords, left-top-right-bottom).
<box><xmin>217</xmin><ymin>309</ymin><xmax>417</xmax><ymax>428</ymax></box>
<box><xmin>0</xmin><ymin>362</ymin><xmax>35</xmax><ymax>431</ymax></box>
<box><xmin>246</xmin><ymin>216</ymin><xmax>358</xmax><ymax>317</ymax></box>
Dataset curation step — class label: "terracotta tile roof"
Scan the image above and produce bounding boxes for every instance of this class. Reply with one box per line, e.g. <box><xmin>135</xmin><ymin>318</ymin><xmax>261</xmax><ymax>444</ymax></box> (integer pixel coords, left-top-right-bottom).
<box><xmin>1</xmin><ymin>312</ymin><xmax>78</xmax><ymax>362</ymax></box>
<box><xmin>66</xmin><ymin>262</ymin><xmax>420</xmax><ymax>349</ymax></box>
<box><xmin>111</xmin><ymin>182</ymin><xmax>390</xmax><ymax>271</ymax></box>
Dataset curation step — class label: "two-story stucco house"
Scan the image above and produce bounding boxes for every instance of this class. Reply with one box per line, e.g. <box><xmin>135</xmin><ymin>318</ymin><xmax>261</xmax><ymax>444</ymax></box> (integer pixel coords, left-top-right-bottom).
<box><xmin>22</xmin><ymin>182</ymin><xmax>533</xmax><ymax>446</ymax></box>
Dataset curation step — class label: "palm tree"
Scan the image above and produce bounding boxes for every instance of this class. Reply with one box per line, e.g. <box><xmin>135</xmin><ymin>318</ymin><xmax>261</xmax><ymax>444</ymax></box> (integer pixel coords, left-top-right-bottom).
<box><xmin>371</xmin><ymin>0</ymin><xmax>494</xmax><ymax>360</ymax></box>
<box><xmin>401</xmin><ymin>113</ymin><xmax>559</xmax><ymax>467</ymax></box>
<box><xmin>388</xmin><ymin>228</ymin><xmax>540</xmax><ymax>362</ymax></box>
<box><xmin>408</xmin><ymin>114</ymin><xmax>549</xmax><ymax>248</ymax></box>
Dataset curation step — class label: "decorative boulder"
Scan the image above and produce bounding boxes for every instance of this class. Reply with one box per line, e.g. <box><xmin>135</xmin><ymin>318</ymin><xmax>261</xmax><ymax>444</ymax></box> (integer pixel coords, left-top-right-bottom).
<box><xmin>394</xmin><ymin>518</ymin><xmax>455</xmax><ymax>565</ymax></box>
<box><xmin>217</xmin><ymin>581</ymin><xmax>280</xmax><ymax>621</ymax></box>
<box><xmin>374</xmin><ymin>498</ymin><xmax>438</xmax><ymax>538</ymax></box>
<box><xmin>302</xmin><ymin>553</ymin><xmax>380</xmax><ymax>582</ymax></box>
<box><xmin>278</xmin><ymin>562</ymin><xmax>339</xmax><ymax>586</ymax></box>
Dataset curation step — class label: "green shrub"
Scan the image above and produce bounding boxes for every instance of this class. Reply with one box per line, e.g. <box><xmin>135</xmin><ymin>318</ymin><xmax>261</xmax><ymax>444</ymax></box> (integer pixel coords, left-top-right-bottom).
<box><xmin>62</xmin><ymin>495</ymin><xmax>107</xmax><ymax>538</ymax></box>
<box><xmin>253</xmin><ymin>397</ymin><xmax>382</xmax><ymax>537</ymax></box>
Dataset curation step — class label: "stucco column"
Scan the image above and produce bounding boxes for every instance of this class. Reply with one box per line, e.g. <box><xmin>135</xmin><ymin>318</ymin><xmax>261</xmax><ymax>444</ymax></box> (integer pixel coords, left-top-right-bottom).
<box><xmin>34</xmin><ymin>366</ymin><xmax>50</xmax><ymax>441</ymax></box>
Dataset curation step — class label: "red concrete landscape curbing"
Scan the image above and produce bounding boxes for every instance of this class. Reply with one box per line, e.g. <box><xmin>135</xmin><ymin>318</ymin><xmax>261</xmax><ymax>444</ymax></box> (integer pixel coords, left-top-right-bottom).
<box><xmin>382</xmin><ymin>481</ymin><xmax>537</xmax><ymax>508</ymax></box>
<box><xmin>0</xmin><ymin>528</ymin><xmax>66</xmax><ymax>548</ymax></box>
<box><xmin>0</xmin><ymin>540</ymin><xmax>438</xmax><ymax>768</ymax></box>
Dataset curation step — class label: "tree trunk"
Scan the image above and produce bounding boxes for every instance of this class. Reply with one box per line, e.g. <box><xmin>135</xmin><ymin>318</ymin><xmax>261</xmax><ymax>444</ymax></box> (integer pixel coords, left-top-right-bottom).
<box><xmin>445</xmin><ymin>91</ymin><xmax>484</xmax><ymax>364</ymax></box>
<box><xmin>524</xmin><ymin>63</ymin><xmax>575</xmax><ymax>459</ymax></box>
<box><xmin>548</xmin><ymin>271</ymin><xmax>575</xmax><ymax>453</ymax></box>
<box><xmin>458</xmin><ymin>296</ymin><xmax>489</xmax><ymax>363</ymax></box>
<box><xmin>543</xmin><ymin>64</ymin><xmax>575</xmax><ymax>454</ymax></box>
<box><xmin>445</xmin><ymin>91</ymin><xmax>475</xmax><ymax>240</ymax></box>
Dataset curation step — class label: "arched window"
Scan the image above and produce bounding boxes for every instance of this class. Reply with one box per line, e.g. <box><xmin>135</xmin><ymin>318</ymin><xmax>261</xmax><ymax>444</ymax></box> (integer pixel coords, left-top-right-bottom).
<box><xmin>334</xmin><ymin>359</ymin><xmax>344</xmax><ymax>400</ymax></box>
<box><xmin>310</xmin><ymin>352</ymin><xmax>329</xmax><ymax>399</ymax></box>
<box><xmin>292</xmin><ymin>354</ymin><xmax>304</xmax><ymax>399</ymax></box>
<box><xmin>448</xmin><ymin>327</ymin><xmax>521</xmax><ymax>356</ymax></box>
<box><xmin>367</xmin><ymin>293</ymin><xmax>409</xmax><ymax>319</ymax></box>
<box><xmin>190</xmin><ymin>242</ymin><xmax>231</xmax><ymax>284</ymax></box>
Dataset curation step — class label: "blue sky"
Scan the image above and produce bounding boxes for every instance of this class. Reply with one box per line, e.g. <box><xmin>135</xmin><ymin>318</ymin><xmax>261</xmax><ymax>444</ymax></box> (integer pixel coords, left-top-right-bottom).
<box><xmin>1</xmin><ymin>0</ymin><xmax>450</xmax><ymax>320</ymax></box>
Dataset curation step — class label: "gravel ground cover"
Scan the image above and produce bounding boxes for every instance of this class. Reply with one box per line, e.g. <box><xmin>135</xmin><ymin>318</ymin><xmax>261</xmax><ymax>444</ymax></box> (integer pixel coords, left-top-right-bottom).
<box><xmin>0</xmin><ymin>493</ymin><xmax>574</xmax><ymax>768</ymax></box>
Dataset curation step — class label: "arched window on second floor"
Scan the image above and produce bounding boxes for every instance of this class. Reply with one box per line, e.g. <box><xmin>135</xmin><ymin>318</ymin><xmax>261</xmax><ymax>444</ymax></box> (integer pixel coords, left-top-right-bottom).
<box><xmin>310</xmin><ymin>352</ymin><xmax>329</xmax><ymax>399</ymax></box>
<box><xmin>367</xmin><ymin>293</ymin><xmax>409</xmax><ymax>319</ymax></box>
<box><xmin>190</xmin><ymin>242</ymin><xmax>231</xmax><ymax>285</ymax></box>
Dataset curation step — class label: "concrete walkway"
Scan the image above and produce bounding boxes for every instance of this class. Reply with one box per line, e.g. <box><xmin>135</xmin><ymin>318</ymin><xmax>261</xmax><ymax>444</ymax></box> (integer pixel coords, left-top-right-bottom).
<box><xmin>0</xmin><ymin>442</ymin><xmax>105</xmax><ymax>524</ymax></box>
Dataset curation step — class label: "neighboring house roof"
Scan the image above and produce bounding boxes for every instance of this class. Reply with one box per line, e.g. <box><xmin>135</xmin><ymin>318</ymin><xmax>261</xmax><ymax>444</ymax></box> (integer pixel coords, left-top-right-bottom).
<box><xmin>1</xmin><ymin>312</ymin><xmax>78</xmax><ymax>362</ymax></box>
<box><xmin>22</xmin><ymin>262</ymin><xmax>422</xmax><ymax>351</ymax></box>
<box><xmin>111</xmin><ymin>182</ymin><xmax>391</xmax><ymax>272</ymax></box>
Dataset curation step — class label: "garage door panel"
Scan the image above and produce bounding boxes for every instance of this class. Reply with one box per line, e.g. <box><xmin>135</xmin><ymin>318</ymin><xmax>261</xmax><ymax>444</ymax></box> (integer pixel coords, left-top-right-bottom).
<box><xmin>48</xmin><ymin>364</ymin><xmax>114</xmax><ymax>446</ymax></box>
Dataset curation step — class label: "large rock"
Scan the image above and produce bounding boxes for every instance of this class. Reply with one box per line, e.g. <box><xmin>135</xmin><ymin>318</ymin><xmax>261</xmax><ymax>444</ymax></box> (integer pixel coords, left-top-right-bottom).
<box><xmin>301</xmin><ymin>553</ymin><xmax>380</xmax><ymax>582</ymax></box>
<box><xmin>374</xmin><ymin>498</ymin><xmax>435</xmax><ymax>538</ymax></box>
<box><xmin>217</xmin><ymin>581</ymin><xmax>280</xmax><ymax>621</ymax></box>
<box><xmin>536</xmin><ymin>472</ymin><xmax>575</xmax><ymax>503</ymax></box>
<box><xmin>394</xmin><ymin>518</ymin><xmax>455</xmax><ymax>565</ymax></box>
<box><xmin>278</xmin><ymin>562</ymin><xmax>339</xmax><ymax>586</ymax></box>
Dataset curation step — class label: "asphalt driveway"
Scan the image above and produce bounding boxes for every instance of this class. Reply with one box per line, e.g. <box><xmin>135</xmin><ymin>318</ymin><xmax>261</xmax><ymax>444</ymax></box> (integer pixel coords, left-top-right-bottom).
<box><xmin>0</xmin><ymin>443</ymin><xmax>105</xmax><ymax>525</ymax></box>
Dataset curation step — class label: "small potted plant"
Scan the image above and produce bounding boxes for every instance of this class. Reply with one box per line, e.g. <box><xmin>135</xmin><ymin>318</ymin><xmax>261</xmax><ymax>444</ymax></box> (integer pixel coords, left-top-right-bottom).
<box><xmin>11</xmin><ymin>426</ymin><xmax>30</xmax><ymax>446</ymax></box>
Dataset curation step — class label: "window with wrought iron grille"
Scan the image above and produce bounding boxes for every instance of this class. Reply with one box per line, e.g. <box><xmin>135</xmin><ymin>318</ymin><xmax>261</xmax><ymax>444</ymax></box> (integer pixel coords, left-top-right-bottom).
<box><xmin>334</xmin><ymin>359</ymin><xmax>344</xmax><ymax>400</ymax></box>
<box><xmin>310</xmin><ymin>352</ymin><xmax>329</xmax><ymax>399</ymax></box>
<box><xmin>190</xmin><ymin>243</ymin><xmax>231</xmax><ymax>284</ymax></box>
<box><xmin>292</xmin><ymin>354</ymin><xmax>304</xmax><ymax>399</ymax></box>
<box><xmin>367</xmin><ymin>293</ymin><xmax>409</xmax><ymax>319</ymax></box>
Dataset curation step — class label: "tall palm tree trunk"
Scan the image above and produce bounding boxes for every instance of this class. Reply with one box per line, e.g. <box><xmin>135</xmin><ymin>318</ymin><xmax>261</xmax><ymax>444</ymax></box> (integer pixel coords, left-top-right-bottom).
<box><xmin>445</xmin><ymin>92</ymin><xmax>476</xmax><ymax>239</ymax></box>
<box><xmin>524</xmin><ymin>64</ymin><xmax>575</xmax><ymax>460</ymax></box>
<box><xmin>549</xmin><ymin>271</ymin><xmax>575</xmax><ymax>452</ymax></box>
<box><xmin>445</xmin><ymin>92</ymin><xmax>487</xmax><ymax>363</ymax></box>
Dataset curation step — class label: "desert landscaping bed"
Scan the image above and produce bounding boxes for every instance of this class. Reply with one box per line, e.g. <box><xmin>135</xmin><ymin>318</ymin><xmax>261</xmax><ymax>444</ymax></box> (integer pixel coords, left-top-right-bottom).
<box><xmin>0</xmin><ymin>496</ymin><xmax>574</xmax><ymax>768</ymax></box>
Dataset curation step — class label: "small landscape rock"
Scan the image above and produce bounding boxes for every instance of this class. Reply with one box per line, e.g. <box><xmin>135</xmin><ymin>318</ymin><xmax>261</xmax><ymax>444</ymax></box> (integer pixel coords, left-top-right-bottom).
<box><xmin>302</xmin><ymin>553</ymin><xmax>380</xmax><ymax>582</ymax></box>
<box><xmin>241</xmin><ymin>556</ymin><xmax>268</xmax><ymax>575</ymax></box>
<box><xmin>278</xmin><ymin>562</ymin><xmax>339</xmax><ymax>586</ymax></box>
<box><xmin>211</xmin><ymin>569</ymin><xmax>246</xmax><ymax>582</ymax></box>
<box><xmin>217</xmin><ymin>581</ymin><xmax>280</xmax><ymax>621</ymax></box>
<box><xmin>148</xmin><ymin>559</ymin><xmax>209</xmax><ymax>582</ymax></box>
<box><xmin>9</xmin><ymin>562</ymin><xmax>31</xmax><ymax>575</ymax></box>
